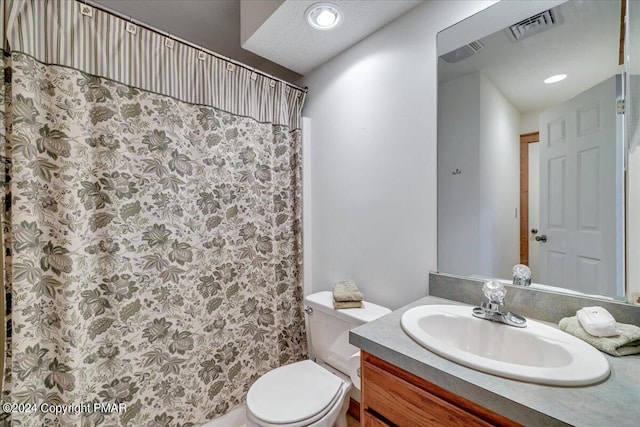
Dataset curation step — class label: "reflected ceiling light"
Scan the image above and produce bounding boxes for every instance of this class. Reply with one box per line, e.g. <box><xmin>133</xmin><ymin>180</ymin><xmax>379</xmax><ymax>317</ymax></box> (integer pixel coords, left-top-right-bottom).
<box><xmin>306</xmin><ymin>3</ymin><xmax>342</xmax><ymax>30</ymax></box>
<box><xmin>544</xmin><ymin>74</ymin><xmax>567</xmax><ymax>84</ymax></box>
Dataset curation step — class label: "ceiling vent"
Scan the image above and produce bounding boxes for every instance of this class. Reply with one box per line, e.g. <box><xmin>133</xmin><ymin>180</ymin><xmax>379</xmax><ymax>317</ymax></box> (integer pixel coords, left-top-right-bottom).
<box><xmin>507</xmin><ymin>7</ymin><xmax>563</xmax><ymax>41</ymax></box>
<box><xmin>440</xmin><ymin>40</ymin><xmax>484</xmax><ymax>64</ymax></box>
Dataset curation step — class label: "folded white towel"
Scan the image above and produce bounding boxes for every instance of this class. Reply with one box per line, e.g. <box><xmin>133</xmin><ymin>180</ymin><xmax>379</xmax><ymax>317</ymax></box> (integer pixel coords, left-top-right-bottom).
<box><xmin>577</xmin><ymin>306</ymin><xmax>620</xmax><ymax>337</ymax></box>
<box><xmin>559</xmin><ymin>316</ymin><xmax>640</xmax><ymax>357</ymax></box>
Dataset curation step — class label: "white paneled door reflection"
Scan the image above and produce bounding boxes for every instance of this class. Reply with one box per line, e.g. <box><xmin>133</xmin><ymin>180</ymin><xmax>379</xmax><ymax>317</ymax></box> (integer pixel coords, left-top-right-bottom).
<box><xmin>539</xmin><ymin>76</ymin><xmax>618</xmax><ymax>295</ymax></box>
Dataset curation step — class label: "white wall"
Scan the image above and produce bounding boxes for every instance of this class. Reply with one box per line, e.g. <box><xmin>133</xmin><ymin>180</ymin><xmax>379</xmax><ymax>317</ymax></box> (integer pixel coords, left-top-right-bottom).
<box><xmin>520</xmin><ymin>109</ymin><xmax>543</xmax><ymax>134</ymax></box>
<box><xmin>438</xmin><ymin>72</ymin><xmax>519</xmax><ymax>280</ymax></box>
<box><xmin>478</xmin><ymin>74</ymin><xmax>520</xmax><ymax>279</ymax></box>
<box><xmin>437</xmin><ymin>73</ymin><xmax>481</xmax><ymax>277</ymax></box>
<box><xmin>301</xmin><ymin>1</ymin><xmax>497</xmax><ymax>309</ymax></box>
<box><xmin>626</xmin><ymin>0</ymin><xmax>640</xmax><ymax>305</ymax></box>
<box><xmin>627</xmin><ymin>148</ymin><xmax>640</xmax><ymax>304</ymax></box>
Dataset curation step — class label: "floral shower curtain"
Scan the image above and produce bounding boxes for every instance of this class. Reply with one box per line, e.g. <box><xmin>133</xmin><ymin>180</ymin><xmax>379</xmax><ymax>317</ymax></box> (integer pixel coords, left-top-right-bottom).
<box><xmin>0</xmin><ymin>1</ymin><xmax>307</xmax><ymax>426</ymax></box>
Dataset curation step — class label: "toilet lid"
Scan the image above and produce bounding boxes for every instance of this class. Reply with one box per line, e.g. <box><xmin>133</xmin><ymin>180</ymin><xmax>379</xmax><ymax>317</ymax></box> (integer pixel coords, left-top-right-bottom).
<box><xmin>247</xmin><ymin>360</ymin><xmax>343</xmax><ymax>425</ymax></box>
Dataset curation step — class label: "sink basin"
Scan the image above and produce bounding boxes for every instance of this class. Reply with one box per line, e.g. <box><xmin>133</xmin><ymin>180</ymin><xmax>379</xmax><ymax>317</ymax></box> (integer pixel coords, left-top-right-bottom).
<box><xmin>401</xmin><ymin>305</ymin><xmax>610</xmax><ymax>386</ymax></box>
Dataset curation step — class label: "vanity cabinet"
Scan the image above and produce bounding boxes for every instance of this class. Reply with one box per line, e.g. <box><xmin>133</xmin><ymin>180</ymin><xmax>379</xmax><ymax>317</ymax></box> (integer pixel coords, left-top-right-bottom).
<box><xmin>360</xmin><ymin>352</ymin><xmax>522</xmax><ymax>427</ymax></box>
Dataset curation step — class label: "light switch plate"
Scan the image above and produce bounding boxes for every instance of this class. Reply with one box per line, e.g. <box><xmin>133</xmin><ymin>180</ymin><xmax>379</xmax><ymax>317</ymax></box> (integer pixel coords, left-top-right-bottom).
<box><xmin>632</xmin><ymin>292</ymin><xmax>640</xmax><ymax>306</ymax></box>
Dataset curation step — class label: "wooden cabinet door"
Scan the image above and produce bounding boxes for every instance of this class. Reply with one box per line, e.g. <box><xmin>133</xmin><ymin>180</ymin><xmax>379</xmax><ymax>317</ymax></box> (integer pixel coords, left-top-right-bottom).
<box><xmin>360</xmin><ymin>352</ymin><xmax>522</xmax><ymax>427</ymax></box>
<box><xmin>362</xmin><ymin>411</ymin><xmax>391</xmax><ymax>427</ymax></box>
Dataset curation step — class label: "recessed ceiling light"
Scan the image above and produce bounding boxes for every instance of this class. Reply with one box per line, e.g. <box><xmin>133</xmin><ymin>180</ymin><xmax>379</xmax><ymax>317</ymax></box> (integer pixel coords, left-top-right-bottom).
<box><xmin>544</xmin><ymin>74</ymin><xmax>567</xmax><ymax>84</ymax></box>
<box><xmin>306</xmin><ymin>3</ymin><xmax>342</xmax><ymax>30</ymax></box>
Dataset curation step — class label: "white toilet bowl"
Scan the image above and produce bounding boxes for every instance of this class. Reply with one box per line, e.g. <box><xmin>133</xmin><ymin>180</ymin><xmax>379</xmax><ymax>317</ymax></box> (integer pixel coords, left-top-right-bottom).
<box><xmin>245</xmin><ymin>292</ymin><xmax>391</xmax><ymax>427</ymax></box>
<box><xmin>246</xmin><ymin>360</ymin><xmax>351</xmax><ymax>427</ymax></box>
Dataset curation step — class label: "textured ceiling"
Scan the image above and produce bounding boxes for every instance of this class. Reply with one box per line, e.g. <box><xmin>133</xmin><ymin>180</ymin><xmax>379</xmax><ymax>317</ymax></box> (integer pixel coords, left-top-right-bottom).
<box><xmin>242</xmin><ymin>0</ymin><xmax>424</xmax><ymax>75</ymax></box>
<box><xmin>439</xmin><ymin>1</ymin><xmax>622</xmax><ymax>113</ymax></box>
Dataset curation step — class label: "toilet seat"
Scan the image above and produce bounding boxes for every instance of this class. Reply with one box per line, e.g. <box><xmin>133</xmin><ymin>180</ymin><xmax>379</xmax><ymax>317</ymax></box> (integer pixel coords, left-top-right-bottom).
<box><xmin>246</xmin><ymin>360</ymin><xmax>345</xmax><ymax>427</ymax></box>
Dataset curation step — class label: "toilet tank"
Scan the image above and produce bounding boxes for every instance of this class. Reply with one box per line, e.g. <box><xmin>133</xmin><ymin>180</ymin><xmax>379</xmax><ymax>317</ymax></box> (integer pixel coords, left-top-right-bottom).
<box><xmin>304</xmin><ymin>291</ymin><xmax>391</xmax><ymax>376</ymax></box>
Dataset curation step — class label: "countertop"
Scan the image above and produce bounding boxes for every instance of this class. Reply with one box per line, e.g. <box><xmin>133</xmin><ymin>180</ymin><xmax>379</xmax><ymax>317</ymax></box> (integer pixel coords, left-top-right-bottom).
<box><xmin>349</xmin><ymin>295</ymin><xmax>640</xmax><ymax>427</ymax></box>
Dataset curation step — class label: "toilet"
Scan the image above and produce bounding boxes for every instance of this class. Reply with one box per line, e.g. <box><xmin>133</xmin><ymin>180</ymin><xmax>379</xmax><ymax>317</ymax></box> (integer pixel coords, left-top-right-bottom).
<box><xmin>246</xmin><ymin>291</ymin><xmax>391</xmax><ymax>427</ymax></box>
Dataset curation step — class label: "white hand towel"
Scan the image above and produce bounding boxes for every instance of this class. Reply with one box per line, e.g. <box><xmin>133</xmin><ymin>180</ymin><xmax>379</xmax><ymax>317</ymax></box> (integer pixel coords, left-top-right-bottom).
<box><xmin>333</xmin><ymin>280</ymin><xmax>363</xmax><ymax>302</ymax></box>
<box><xmin>559</xmin><ymin>316</ymin><xmax>640</xmax><ymax>357</ymax></box>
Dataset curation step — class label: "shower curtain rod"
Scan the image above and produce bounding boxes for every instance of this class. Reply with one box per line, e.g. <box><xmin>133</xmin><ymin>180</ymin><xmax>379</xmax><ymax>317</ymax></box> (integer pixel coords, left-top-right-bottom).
<box><xmin>83</xmin><ymin>0</ymin><xmax>308</xmax><ymax>93</ymax></box>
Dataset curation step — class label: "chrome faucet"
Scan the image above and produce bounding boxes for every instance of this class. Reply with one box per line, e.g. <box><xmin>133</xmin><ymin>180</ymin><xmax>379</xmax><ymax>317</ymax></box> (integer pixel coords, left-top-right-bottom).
<box><xmin>472</xmin><ymin>280</ymin><xmax>527</xmax><ymax>328</ymax></box>
<box><xmin>512</xmin><ymin>264</ymin><xmax>532</xmax><ymax>287</ymax></box>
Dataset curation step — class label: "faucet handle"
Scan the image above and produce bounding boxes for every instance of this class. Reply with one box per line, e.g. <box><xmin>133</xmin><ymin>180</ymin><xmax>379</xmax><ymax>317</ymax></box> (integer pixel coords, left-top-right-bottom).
<box><xmin>483</xmin><ymin>280</ymin><xmax>506</xmax><ymax>304</ymax></box>
<box><xmin>512</xmin><ymin>264</ymin><xmax>532</xmax><ymax>286</ymax></box>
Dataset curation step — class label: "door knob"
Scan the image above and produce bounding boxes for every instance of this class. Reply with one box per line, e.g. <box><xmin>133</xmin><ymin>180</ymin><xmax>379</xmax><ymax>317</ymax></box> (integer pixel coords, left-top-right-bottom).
<box><xmin>535</xmin><ymin>235</ymin><xmax>547</xmax><ymax>242</ymax></box>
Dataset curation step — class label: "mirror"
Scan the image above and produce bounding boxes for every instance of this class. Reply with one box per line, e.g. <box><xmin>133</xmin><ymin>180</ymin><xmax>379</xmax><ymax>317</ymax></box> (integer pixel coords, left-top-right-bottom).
<box><xmin>436</xmin><ymin>0</ymin><xmax>631</xmax><ymax>302</ymax></box>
